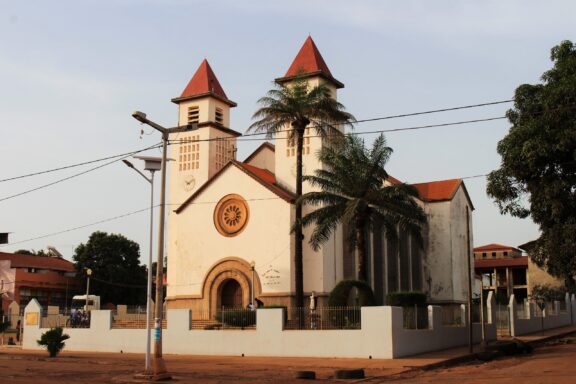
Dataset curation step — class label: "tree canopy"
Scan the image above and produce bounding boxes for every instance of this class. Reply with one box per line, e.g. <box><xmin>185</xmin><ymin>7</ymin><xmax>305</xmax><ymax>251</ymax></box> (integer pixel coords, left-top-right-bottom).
<box><xmin>487</xmin><ymin>40</ymin><xmax>576</xmax><ymax>290</ymax></box>
<box><xmin>300</xmin><ymin>134</ymin><xmax>426</xmax><ymax>281</ymax></box>
<box><xmin>248</xmin><ymin>75</ymin><xmax>354</xmax><ymax>308</ymax></box>
<box><xmin>73</xmin><ymin>231</ymin><xmax>147</xmax><ymax>305</ymax></box>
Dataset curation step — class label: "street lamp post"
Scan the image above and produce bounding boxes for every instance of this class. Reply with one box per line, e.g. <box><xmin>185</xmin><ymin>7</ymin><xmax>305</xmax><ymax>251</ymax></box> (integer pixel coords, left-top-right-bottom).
<box><xmin>123</xmin><ymin>156</ymin><xmax>161</xmax><ymax>373</ymax></box>
<box><xmin>131</xmin><ymin>111</ymin><xmax>195</xmax><ymax>380</ymax></box>
<box><xmin>85</xmin><ymin>268</ymin><xmax>92</xmax><ymax>311</ymax></box>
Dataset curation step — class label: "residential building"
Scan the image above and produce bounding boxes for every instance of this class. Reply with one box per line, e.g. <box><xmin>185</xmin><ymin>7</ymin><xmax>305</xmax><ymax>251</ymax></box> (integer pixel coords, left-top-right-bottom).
<box><xmin>0</xmin><ymin>251</ymin><xmax>79</xmax><ymax>312</ymax></box>
<box><xmin>474</xmin><ymin>243</ymin><xmax>565</xmax><ymax>302</ymax></box>
<box><xmin>165</xmin><ymin>37</ymin><xmax>474</xmax><ymax>316</ymax></box>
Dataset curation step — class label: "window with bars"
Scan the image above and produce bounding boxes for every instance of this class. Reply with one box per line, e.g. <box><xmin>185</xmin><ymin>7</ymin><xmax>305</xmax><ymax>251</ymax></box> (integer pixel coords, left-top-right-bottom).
<box><xmin>188</xmin><ymin>106</ymin><xmax>199</xmax><ymax>124</ymax></box>
<box><xmin>285</xmin><ymin>128</ymin><xmax>311</xmax><ymax>157</ymax></box>
<box><xmin>215</xmin><ymin>107</ymin><xmax>224</xmax><ymax>124</ymax></box>
<box><xmin>178</xmin><ymin>135</ymin><xmax>200</xmax><ymax>172</ymax></box>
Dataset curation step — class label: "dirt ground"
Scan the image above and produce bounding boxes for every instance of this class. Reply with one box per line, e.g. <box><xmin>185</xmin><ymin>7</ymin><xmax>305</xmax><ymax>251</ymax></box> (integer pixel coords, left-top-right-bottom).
<box><xmin>0</xmin><ymin>336</ymin><xmax>575</xmax><ymax>383</ymax></box>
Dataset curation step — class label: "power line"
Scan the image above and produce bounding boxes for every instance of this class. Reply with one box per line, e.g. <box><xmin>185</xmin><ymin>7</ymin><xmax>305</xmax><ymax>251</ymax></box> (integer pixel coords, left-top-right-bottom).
<box><xmin>351</xmin><ymin>99</ymin><xmax>513</xmax><ymax>124</ymax></box>
<box><xmin>0</xmin><ymin>115</ymin><xmax>504</xmax><ymax>203</ymax></box>
<box><xmin>91</xmin><ymin>276</ymin><xmax>147</xmax><ymax>289</ymax></box>
<box><xmin>0</xmin><ymin>207</ymin><xmax>152</xmax><ymax>247</ymax></box>
<box><xmin>0</xmin><ymin>143</ymin><xmax>161</xmax><ymax>203</ymax></box>
<box><xmin>0</xmin><ymin>143</ymin><xmax>161</xmax><ymax>183</ymax></box>
<box><xmin>5</xmin><ymin>100</ymin><xmax>573</xmax><ymax>203</ymax></box>
<box><xmin>1</xmin><ymin>98</ymin><xmax>512</xmax><ymax>184</ymax></box>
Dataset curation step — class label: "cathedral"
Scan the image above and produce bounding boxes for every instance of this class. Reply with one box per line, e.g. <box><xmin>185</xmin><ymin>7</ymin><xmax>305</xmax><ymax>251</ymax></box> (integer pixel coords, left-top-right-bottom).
<box><xmin>165</xmin><ymin>37</ymin><xmax>474</xmax><ymax>315</ymax></box>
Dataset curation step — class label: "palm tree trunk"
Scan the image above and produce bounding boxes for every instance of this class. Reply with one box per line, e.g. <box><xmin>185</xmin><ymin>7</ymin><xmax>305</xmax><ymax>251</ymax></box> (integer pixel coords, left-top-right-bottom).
<box><xmin>294</xmin><ymin>123</ymin><xmax>306</xmax><ymax>310</ymax></box>
<box><xmin>356</xmin><ymin>220</ymin><xmax>367</xmax><ymax>282</ymax></box>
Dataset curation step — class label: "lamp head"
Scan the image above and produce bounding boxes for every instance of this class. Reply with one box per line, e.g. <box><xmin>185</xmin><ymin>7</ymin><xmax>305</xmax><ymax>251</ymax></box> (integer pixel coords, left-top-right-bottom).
<box><xmin>132</xmin><ymin>111</ymin><xmax>147</xmax><ymax>123</ymax></box>
<box><xmin>122</xmin><ymin>159</ymin><xmax>134</xmax><ymax>169</ymax></box>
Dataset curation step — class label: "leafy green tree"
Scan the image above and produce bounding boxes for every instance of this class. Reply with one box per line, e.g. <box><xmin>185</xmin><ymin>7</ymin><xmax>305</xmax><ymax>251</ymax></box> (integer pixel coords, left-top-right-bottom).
<box><xmin>299</xmin><ymin>134</ymin><xmax>426</xmax><ymax>281</ymax></box>
<box><xmin>37</xmin><ymin>327</ymin><xmax>69</xmax><ymax>357</ymax></box>
<box><xmin>73</xmin><ymin>231</ymin><xmax>147</xmax><ymax>305</ymax></box>
<box><xmin>487</xmin><ymin>40</ymin><xmax>576</xmax><ymax>290</ymax></box>
<box><xmin>249</xmin><ymin>76</ymin><xmax>355</xmax><ymax>307</ymax></box>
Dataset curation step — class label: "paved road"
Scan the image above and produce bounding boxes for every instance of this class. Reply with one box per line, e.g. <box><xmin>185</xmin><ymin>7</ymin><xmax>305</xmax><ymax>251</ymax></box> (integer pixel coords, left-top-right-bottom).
<box><xmin>0</xmin><ymin>334</ymin><xmax>574</xmax><ymax>383</ymax></box>
<box><xmin>379</xmin><ymin>336</ymin><xmax>576</xmax><ymax>384</ymax></box>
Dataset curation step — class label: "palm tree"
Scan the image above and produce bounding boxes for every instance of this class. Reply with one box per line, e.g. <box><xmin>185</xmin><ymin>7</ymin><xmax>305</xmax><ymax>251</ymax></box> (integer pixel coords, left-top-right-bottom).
<box><xmin>300</xmin><ymin>134</ymin><xmax>427</xmax><ymax>282</ymax></box>
<box><xmin>249</xmin><ymin>76</ymin><xmax>354</xmax><ymax>308</ymax></box>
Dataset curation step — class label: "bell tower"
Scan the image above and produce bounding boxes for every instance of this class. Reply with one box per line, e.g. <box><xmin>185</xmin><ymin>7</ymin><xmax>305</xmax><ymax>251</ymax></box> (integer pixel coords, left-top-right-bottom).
<box><xmin>273</xmin><ymin>36</ymin><xmax>345</xmax><ymax>192</ymax></box>
<box><xmin>169</xmin><ymin>59</ymin><xmax>240</xmax><ymax>208</ymax></box>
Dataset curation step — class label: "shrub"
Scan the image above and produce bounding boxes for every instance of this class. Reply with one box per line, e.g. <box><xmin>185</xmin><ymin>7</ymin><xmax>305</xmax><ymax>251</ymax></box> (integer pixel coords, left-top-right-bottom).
<box><xmin>328</xmin><ymin>280</ymin><xmax>375</xmax><ymax>307</ymax></box>
<box><xmin>215</xmin><ymin>309</ymin><xmax>256</xmax><ymax>328</ymax></box>
<box><xmin>37</xmin><ymin>327</ymin><xmax>70</xmax><ymax>357</ymax></box>
<box><xmin>385</xmin><ymin>291</ymin><xmax>427</xmax><ymax>307</ymax></box>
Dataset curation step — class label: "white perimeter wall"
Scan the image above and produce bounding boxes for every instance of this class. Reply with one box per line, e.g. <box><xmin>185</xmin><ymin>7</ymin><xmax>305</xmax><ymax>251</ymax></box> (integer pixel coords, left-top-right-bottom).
<box><xmin>24</xmin><ymin>296</ymin><xmax>498</xmax><ymax>359</ymax></box>
<box><xmin>509</xmin><ymin>293</ymin><xmax>576</xmax><ymax>337</ymax></box>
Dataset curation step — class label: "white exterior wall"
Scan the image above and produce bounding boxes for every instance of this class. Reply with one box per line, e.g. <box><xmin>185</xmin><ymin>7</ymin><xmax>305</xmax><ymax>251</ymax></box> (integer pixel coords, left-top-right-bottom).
<box><xmin>422</xmin><ymin>187</ymin><xmax>471</xmax><ymax>303</ymax></box>
<box><xmin>449</xmin><ymin>188</ymin><xmax>473</xmax><ymax>303</ymax></box>
<box><xmin>508</xmin><ymin>293</ymin><xmax>576</xmax><ymax>337</ymax></box>
<box><xmin>23</xmin><ymin>298</ymin><xmax>496</xmax><ymax>359</ymax></box>
<box><xmin>167</xmin><ymin>165</ymin><xmax>293</xmax><ymax>299</ymax></box>
<box><xmin>245</xmin><ymin>146</ymin><xmax>275</xmax><ymax>173</ymax></box>
<box><xmin>177</xmin><ymin>98</ymin><xmax>231</xmax><ymax>129</ymax></box>
<box><xmin>423</xmin><ymin>201</ymin><xmax>454</xmax><ymax>301</ymax></box>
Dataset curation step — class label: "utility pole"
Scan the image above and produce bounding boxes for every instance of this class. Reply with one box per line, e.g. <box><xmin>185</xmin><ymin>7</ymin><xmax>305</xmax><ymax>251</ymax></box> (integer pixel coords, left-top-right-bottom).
<box><xmin>131</xmin><ymin>111</ymin><xmax>195</xmax><ymax>380</ymax></box>
<box><xmin>466</xmin><ymin>208</ymin><xmax>474</xmax><ymax>354</ymax></box>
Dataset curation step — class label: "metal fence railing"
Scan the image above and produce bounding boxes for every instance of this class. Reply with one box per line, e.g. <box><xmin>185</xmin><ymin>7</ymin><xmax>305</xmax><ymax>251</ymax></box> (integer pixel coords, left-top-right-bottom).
<box><xmin>516</xmin><ymin>303</ymin><xmax>529</xmax><ymax>319</ymax></box>
<box><xmin>441</xmin><ymin>305</ymin><xmax>464</xmax><ymax>327</ymax></box>
<box><xmin>111</xmin><ymin>310</ymin><xmax>166</xmax><ymax>329</ymax></box>
<box><xmin>403</xmin><ymin>306</ymin><xmax>429</xmax><ymax>329</ymax></box>
<box><xmin>216</xmin><ymin>308</ymin><xmax>256</xmax><ymax>330</ymax></box>
<box><xmin>283</xmin><ymin>307</ymin><xmax>361</xmax><ymax>330</ymax></box>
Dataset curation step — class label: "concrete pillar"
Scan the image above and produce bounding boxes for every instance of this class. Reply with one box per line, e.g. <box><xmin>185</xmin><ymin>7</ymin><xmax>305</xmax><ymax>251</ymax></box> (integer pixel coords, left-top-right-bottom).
<box><xmin>508</xmin><ymin>294</ymin><xmax>517</xmax><ymax>337</ymax></box>
<box><xmin>427</xmin><ymin>305</ymin><xmax>443</xmax><ymax>329</ymax></box>
<box><xmin>486</xmin><ymin>291</ymin><xmax>495</xmax><ymax>324</ymax></box>
<box><xmin>460</xmin><ymin>304</ymin><xmax>467</xmax><ymax>327</ymax></box>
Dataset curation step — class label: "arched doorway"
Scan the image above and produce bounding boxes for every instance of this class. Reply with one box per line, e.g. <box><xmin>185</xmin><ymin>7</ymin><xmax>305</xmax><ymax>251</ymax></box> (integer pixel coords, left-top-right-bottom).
<box><xmin>220</xmin><ymin>279</ymin><xmax>243</xmax><ymax>308</ymax></box>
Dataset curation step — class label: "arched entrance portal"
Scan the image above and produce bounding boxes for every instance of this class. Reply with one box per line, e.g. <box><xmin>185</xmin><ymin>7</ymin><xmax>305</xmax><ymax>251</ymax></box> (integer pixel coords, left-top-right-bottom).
<box><xmin>220</xmin><ymin>279</ymin><xmax>243</xmax><ymax>308</ymax></box>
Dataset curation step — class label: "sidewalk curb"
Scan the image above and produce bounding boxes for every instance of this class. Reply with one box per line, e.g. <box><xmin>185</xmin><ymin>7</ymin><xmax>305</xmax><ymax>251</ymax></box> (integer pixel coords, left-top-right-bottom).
<box><xmin>416</xmin><ymin>327</ymin><xmax>576</xmax><ymax>371</ymax></box>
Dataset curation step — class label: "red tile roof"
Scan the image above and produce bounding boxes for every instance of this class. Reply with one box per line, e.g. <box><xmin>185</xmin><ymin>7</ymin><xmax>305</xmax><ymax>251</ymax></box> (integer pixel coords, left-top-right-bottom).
<box><xmin>386</xmin><ymin>175</ymin><xmax>402</xmax><ymax>185</ymax></box>
<box><xmin>276</xmin><ymin>37</ymin><xmax>344</xmax><ymax>88</ymax></box>
<box><xmin>411</xmin><ymin>179</ymin><xmax>461</xmax><ymax>202</ymax></box>
<box><xmin>236</xmin><ymin>162</ymin><xmax>295</xmax><ymax>202</ymax></box>
<box><xmin>474</xmin><ymin>243</ymin><xmax>521</xmax><ymax>253</ymax></box>
<box><xmin>475</xmin><ymin>257</ymin><xmax>528</xmax><ymax>269</ymax></box>
<box><xmin>172</xmin><ymin>59</ymin><xmax>236</xmax><ymax>106</ymax></box>
<box><xmin>285</xmin><ymin>36</ymin><xmax>333</xmax><ymax>78</ymax></box>
<box><xmin>0</xmin><ymin>252</ymin><xmax>76</xmax><ymax>272</ymax></box>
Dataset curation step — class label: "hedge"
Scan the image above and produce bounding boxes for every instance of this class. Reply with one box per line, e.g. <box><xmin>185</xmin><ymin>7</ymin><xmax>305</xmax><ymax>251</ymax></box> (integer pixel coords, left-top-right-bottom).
<box><xmin>328</xmin><ymin>280</ymin><xmax>375</xmax><ymax>307</ymax></box>
<box><xmin>384</xmin><ymin>291</ymin><xmax>427</xmax><ymax>307</ymax></box>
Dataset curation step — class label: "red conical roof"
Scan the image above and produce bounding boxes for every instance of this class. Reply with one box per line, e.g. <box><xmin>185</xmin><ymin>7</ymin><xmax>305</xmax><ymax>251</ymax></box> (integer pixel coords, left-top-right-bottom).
<box><xmin>172</xmin><ymin>59</ymin><xmax>236</xmax><ymax>106</ymax></box>
<box><xmin>277</xmin><ymin>37</ymin><xmax>344</xmax><ymax>88</ymax></box>
<box><xmin>284</xmin><ymin>36</ymin><xmax>333</xmax><ymax>78</ymax></box>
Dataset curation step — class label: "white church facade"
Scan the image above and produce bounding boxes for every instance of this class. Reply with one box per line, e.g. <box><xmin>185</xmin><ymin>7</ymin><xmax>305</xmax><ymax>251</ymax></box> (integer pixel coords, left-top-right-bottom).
<box><xmin>165</xmin><ymin>37</ymin><xmax>474</xmax><ymax>315</ymax></box>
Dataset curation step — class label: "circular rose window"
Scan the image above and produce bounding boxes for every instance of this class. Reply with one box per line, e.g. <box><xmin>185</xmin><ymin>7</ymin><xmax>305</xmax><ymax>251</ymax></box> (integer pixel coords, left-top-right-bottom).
<box><xmin>214</xmin><ymin>194</ymin><xmax>249</xmax><ymax>236</ymax></box>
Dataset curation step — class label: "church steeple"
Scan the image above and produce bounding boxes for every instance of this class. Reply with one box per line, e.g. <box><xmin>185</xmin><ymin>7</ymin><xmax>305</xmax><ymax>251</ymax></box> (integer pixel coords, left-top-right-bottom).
<box><xmin>276</xmin><ymin>36</ymin><xmax>344</xmax><ymax>89</ymax></box>
<box><xmin>172</xmin><ymin>59</ymin><xmax>237</xmax><ymax>107</ymax></box>
<box><xmin>168</xmin><ymin>60</ymin><xmax>240</xmax><ymax>207</ymax></box>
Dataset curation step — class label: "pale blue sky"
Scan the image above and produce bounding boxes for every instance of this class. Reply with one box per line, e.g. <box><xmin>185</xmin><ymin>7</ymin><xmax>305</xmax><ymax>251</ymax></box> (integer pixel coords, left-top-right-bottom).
<box><xmin>1</xmin><ymin>0</ymin><xmax>574</xmax><ymax>262</ymax></box>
